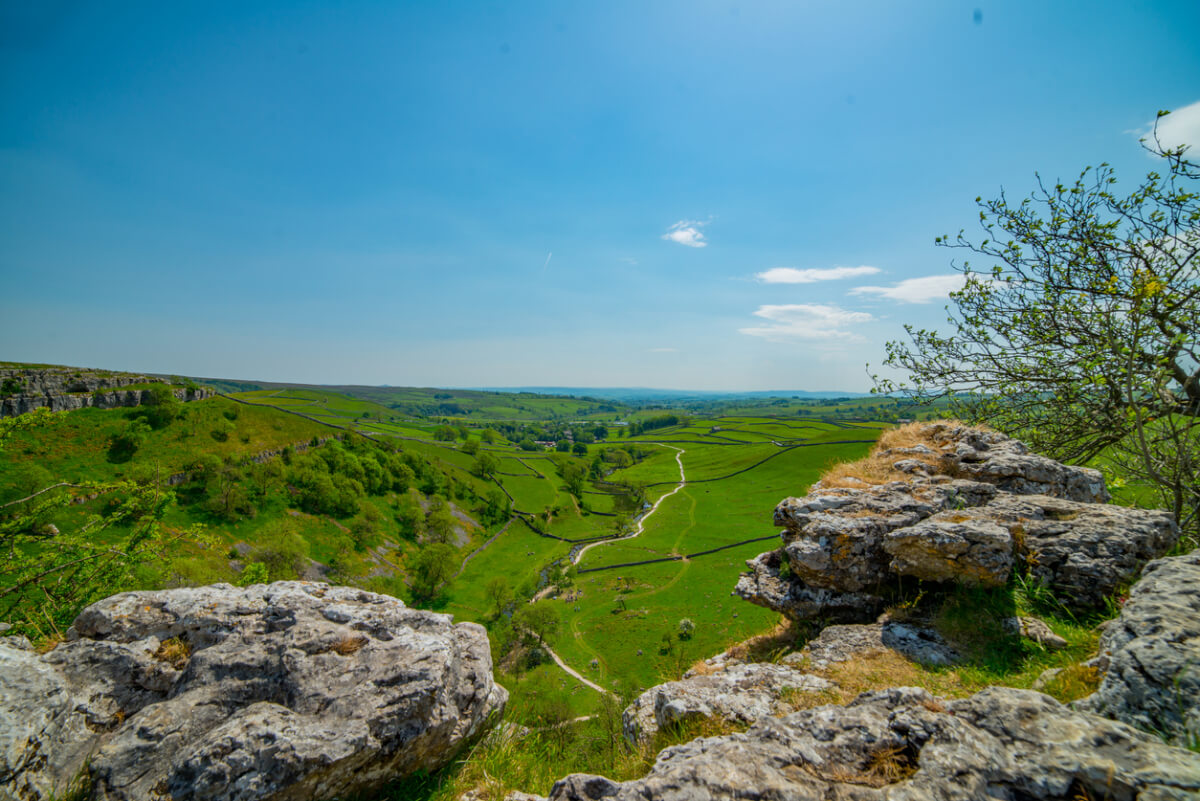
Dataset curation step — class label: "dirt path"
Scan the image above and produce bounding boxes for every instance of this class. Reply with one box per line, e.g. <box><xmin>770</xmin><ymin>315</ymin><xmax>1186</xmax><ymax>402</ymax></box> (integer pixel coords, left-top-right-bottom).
<box><xmin>544</xmin><ymin>644</ymin><xmax>609</xmax><ymax>694</ymax></box>
<box><xmin>570</xmin><ymin>445</ymin><xmax>686</xmax><ymax>566</ymax></box>
<box><xmin>533</xmin><ymin>445</ymin><xmax>687</xmax><ymax>695</ymax></box>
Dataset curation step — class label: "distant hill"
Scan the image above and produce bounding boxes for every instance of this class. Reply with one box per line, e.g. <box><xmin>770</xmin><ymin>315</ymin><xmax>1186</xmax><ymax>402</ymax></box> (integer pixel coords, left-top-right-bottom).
<box><xmin>475</xmin><ymin>387</ymin><xmax>875</xmax><ymax>403</ymax></box>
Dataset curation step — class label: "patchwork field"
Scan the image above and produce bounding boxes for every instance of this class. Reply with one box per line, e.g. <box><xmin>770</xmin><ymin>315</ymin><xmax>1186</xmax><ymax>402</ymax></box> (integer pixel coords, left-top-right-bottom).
<box><xmin>2</xmin><ymin>377</ymin><xmax>892</xmax><ymax>723</ymax></box>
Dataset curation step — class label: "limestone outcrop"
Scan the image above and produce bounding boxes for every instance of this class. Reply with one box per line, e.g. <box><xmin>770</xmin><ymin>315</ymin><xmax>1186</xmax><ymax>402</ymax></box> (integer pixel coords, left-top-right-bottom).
<box><xmin>552</xmin><ymin>687</ymin><xmax>1200</xmax><ymax>800</ymax></box>
<box><xmin>0</xmin><ymin>582</ymin><xmax>506</xmax><ymax>801</ymax></box>
<box><xmin>1076</xmin><ymin>551</ymin><xmax>1200</xmax><ymax>748</ymax></box>
<box><xmin>736</xmin><ymin>424</ymin><xmax>1178</xmax><ymax>619</ymax></box>
<box><xmin>621</xmin><ymin>662</ymin><xmax>834</xmax><ymax>745</ymax></box>
<box><xmin>784</xmin><ymin>621</ymin><xmax>961</xmax><ymax>670</ymax></box>
<box><xmin>0</xmin><ymin>367</ymin><xmax>213</xmax><ymax>417</ymax></box>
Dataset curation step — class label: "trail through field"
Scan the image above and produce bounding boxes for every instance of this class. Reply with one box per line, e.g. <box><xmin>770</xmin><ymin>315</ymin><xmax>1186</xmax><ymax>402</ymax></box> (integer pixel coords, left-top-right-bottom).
<box><xmin>570</xmin><ymin>444</ymin><xmax>686</xmax><ymax>567</ymax></box>
<box><xmin>544</xmin><ymin>643</ymin><xmax>609</xmax><ymax>694</ymax></box>
<box><xmin>538</xmin><ymin>444</ymin><xmax>686</xmax><ymax>694</ymax></box>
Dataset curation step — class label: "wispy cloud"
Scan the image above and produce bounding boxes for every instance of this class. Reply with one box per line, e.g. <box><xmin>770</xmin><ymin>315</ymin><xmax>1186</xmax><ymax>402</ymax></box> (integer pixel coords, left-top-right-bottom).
<box><xmin>648</xmin><ymin>347</ymin><xmax>677</xmax><ymax>353</ymax></box>
<box><xmin>849</xmin><ymin>274</ymin><xmax>967</xmax><ymax>304</ymax></box>
<box><xmin>739</xmin><ymin>304</ymin><xmax>873</xmax><ymax>343</ymax></box>
<box><xmin>541</xmin><ymin>252</ymin><xmax>553</xmax><ymax>272</ymax></box>
<box><xmin>662</xmin><ymin>219</ymin><xmax>708</xmax><ymax>248</ymax></box>
<box><xmin>1136</xmin><ymin>99</ymin><xmax>1200</xmax><ymax>155</ymax></box>
<box><xmin>756</xmin><ymin>265</ymin><xmax>880</xmax><ymax>284</ymax></box>
<box><xmin>620</xmin><ymin>256</ymin><xmax>639</xmax><ymax>265</ymax></box>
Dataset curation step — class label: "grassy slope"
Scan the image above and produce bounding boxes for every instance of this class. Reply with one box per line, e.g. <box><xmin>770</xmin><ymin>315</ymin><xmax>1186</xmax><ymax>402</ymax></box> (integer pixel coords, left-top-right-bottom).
<box><xmin>2</xmin><ymin>396</ymin><xmax>330</xmax><ymax>483</ymax></box>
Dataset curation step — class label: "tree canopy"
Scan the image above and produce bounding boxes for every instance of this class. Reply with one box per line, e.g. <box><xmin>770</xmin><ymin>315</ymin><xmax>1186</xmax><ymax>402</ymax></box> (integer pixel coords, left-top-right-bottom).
<box><xmin>878</xmin><ymin>113</ymin><xmax>1198</xmax><ymax>536</ymax></box>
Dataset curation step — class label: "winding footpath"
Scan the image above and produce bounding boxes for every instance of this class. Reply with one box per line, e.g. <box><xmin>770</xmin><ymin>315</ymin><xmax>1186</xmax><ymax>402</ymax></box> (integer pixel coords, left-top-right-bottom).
<box><xmin>541</xmin><ymin>444</ymin><xmax>687</xmax><ymax>694</ymax></box>
<box><xmin>571</xmin><ymin>444</ymin><xmax>686</xmax><ymax>566</ymax></box>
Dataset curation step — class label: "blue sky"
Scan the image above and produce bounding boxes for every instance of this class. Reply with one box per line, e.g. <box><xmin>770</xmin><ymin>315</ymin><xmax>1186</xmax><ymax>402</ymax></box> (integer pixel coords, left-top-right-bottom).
<box><xmin>2</xmin><ymin>1</ymin><xmax>1197</xmax><ymax>391</ymax></box>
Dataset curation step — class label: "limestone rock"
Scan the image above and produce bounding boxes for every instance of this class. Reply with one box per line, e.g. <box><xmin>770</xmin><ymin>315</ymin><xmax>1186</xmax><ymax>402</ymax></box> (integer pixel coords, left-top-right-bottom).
<box><xmin>1001</xmin><ymin>616</ymin><xmax>1068</xmax><ymax>650</ymax></box>
<box><xmin>0</xmin><ymin>582</ymin><xmax>506</xmax><ymax>801</ymax></box>
<box><xmin>621</xmin><ymin>662</ymin><xmax>834</xmax><ymax>744</ymax></box>
<box><xmin>0</xmin><ymin>367</ymin><xmax>212</xmax><ymax>418</ymax></box>
<box><xmin>549</xmin><ymin>687</ymin><xmax>1200</xmax><ymax>800</ymax></box>
<box><xmin>788</xmin><ymin>621</ymin><xmax>961</xmax><ymax>670</ymax></box>
<box><xmin>1012</xmin><ymin>495</ymin><xmax>1179</xmax><ymax>612</ymax></box>
<box><xmin>733</xmin><ymin>549</ymin><xmax>885</xmax><ymax>622</ymax></box>
<box><xmin>1077</xmin><ymin>551</ymin><xmax>1200</xmax><ymax>747</ymax></box>
<box><xmin>741</xmin><ymin>425</ymin><xmax>1178</xmax><ymax>620</ymax></box>
<box><xmin>882</xmin><ymin>508</ymin><xmax>1014</xmax><ymax>587</ymax></box>
<box><xmin>775</xmin><ymin>480</ymin><xmax>1000</xmax><ymax>594</ymax></box>
<box><xmin>923</xmin><ymin>423</ymin><xmax>1109</xmax><ymax>502</ymax></box>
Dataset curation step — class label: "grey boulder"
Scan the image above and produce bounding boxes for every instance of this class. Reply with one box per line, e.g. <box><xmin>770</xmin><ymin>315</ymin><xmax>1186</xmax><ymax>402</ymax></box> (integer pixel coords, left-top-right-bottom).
<box><xmin>787</xmin><ymin>621</ymin><xmax>961</xmax><ymax>670</ymax></box>
<box><xmin>1077</xmin><ymin>551</ymin><xmax>1200</xmax><ymax>748</ymax></box>
<box><xmin>0</xmin><ymin>582</ymin><xmax>506</xmax><ymax>801</ymax></box>
<box><xmin>621</xmin><ymin>662</ymin><xmax>834</xmax><ymax>744</ymax></box>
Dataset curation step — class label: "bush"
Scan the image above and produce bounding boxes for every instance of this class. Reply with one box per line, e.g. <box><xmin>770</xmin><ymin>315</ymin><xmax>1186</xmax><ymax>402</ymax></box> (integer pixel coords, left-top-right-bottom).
<box><xmin>236</xmin><ymin>561</ymin><xmax>269</xmax><ymax>586</ymax></box>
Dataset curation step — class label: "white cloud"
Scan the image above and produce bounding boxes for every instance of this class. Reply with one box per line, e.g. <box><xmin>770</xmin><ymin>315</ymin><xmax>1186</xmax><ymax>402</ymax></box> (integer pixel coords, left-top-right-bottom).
<box><xmin>662</xmin><ymin>220</ymin><xmax>708</xmax><ymax>248</ymax></box>
<box><xmin>756</xmin><ymin>265</ymin><xmax>881</xmax><ymax>284</ymax></box>
<box><xmin>648</xmin><ymin>347</ymin><xmax>677</xmax><ymax>353</ymax></box>
<box><xmin>1140</xmin><ymin>100</ymin><xmax>1200</xmax><ymax>155</ymax></box>
<box><xmin>849</xmin><ymin>274</ymin><xmax>967</xmax><ymax>304</ymax></box>
<box><xmin>739</xmin><ymin>304</ymin><xmax>874</xmax><ymax>343</ymax></box>
<box><xmin>620</xmin><ymin>256</ymin><xmax>639</xmax><ymax>265</ymax></box>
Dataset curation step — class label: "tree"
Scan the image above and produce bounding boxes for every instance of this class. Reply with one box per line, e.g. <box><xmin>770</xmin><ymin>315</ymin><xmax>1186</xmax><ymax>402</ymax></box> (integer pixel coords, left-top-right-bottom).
<box><xmin>237</xmin><ymin>561</ymin><xmax>269</xmax><ymax>586</ymax></box>
<box><xmin>394</xmin><ymin>488</ymin><xmax>425</xmax><ymax>539</ymax></box>
<box><xmin>485</xmin><ymin>576</ymin><xmax>512</xmax><ymax>618</ymax></box>
<box><xmin>560</xmin><ymin>458</ymin><xmax>588</xmax><ymax>500</ymax></box>
<box><xmin>409</xmin><ymin>542</ymin><xmax>456</xmax><ymax>602</ymax></box>
<box><xmin>141</xmin><ymin>384</ymin><xmax>182</xmax><ymax>429</ymax></box>
<box><xmin>461</xmin><ymin>438</ymin><xmax>480</xmax><ymax>456</ymax></box>
<box><xmin>108</xmin><ymin>419</ymin><xmax>151</xmax><ymax>462</ymax></box>
<box><xmin>425</xmin><ymin>495</ymin><xmax>457</xmax><ymax>544</ymax></box>
<box><xmin>480</xmin><ymin>487</ymin><xmax>510</xmax><ymax>525</ymax></box>
<box><xmin>471</xmin><ymin>451</ymin><xmax>500</xmax><ymax>478</ymax></box>
<box><xmin>572</xmin><ymin>442</ymin><xmax>588</xmax><ymax>457</ymax></box>
<box><xmin>514</xmin><ymin>600</ymin><xmax>560</xmax><ymax>644</ymax></box>
<box><xmin>878</xmin><ymin>118</ymin><xmax>1199</xmax><ymax>538</ymax></box>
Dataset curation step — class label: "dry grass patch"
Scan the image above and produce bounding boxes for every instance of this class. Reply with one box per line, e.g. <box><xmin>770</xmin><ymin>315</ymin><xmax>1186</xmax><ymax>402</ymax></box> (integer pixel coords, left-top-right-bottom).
<box><xmin>153</xmin><ymin>636</ymin><xmax>191</xmax><ymax>670</ymax></box>
<box><xmin>817</xmin><ymin>421</ymin><xmax>969</xmax><ymax>489</ymax></box>
<box><xmin>813</xmin><ymin>648</ymin><xmax>977</xmax><ymax>702</ymax></box>
<box><xmin>721</xmin><ymin>617</ymin><xmax>804</xmax><ymax>664</ymax></box>
<box><xmin>805</xmin><ymin>741</ymin><xmax>920</xmax><ymax>788</ymax></box>
<box><xmin>1038</xmin><ymin>663</ymin><xmax>1101</xmax><ymax>703</ymax></box>
<box><xmin>330</xmin><ymin>634</ymin><xmax>369</xmax><ymax>656</ymax></box>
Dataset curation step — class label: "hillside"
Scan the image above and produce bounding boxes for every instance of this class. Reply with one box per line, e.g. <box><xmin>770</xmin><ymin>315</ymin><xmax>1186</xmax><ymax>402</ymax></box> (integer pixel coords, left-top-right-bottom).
<box><xmin>0</xmin><ymin>364</ymin><xmax>892</xmax><ymax>729</ymax></box>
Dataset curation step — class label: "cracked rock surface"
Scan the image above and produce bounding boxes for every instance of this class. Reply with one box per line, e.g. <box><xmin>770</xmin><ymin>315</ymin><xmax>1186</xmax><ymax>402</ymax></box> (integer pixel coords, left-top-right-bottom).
<box><xmin>621</xmin><ymin>662</ymin><xmax>835</xmax><ymax>745</ymax></box>
<box><xmin>1076</xmin><ymin>551</ymin><xmax>1200</xmax><ymax>748</ymax></box>
<box><xmin>0</xmin><ymin>582</ymin><xmax>506</xmax><ymax>801</ymax></box>
<box><xmin>551</xmin><ymin>687</ymin><xmax>1200</xmax><ymax>800</ymax></box>
<box><xmin>737</xmin><ymin>425</ymin><xmax>1178</xmax><ymax>619</ymax></box>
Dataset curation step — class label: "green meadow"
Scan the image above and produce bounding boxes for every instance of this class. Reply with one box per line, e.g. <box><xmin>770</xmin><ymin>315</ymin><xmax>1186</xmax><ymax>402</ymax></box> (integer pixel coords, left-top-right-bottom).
<box><xmin>2</xmin><ymin>378</ymin><xmax>890</xmax><ymax>726</ymax></box>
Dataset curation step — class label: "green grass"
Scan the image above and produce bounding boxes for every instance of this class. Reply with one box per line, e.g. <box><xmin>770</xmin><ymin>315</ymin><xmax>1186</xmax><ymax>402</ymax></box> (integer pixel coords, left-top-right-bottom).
<box><xmin>0</xmin><ymin>396</ymin><xmax>332</xmax><ymax>485</ymax></box>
